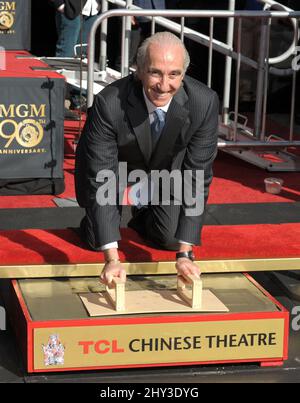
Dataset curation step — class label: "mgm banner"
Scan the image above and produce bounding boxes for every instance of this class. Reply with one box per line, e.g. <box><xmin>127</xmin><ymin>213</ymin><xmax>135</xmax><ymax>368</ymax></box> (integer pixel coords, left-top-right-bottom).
<box><xmin>0</xmin><ymin>77</ymin><xmax>65</xmax><ymax>194</ymax></box>
<box><xmin>0</xmin><ymin>0</ymin><xmax>31</xmax><ymax>50</ymax></box>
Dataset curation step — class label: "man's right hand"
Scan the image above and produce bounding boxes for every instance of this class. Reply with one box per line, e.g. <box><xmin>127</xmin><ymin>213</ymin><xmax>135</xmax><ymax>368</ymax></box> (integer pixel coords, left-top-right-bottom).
<box><xmin>99</xmin><ymin>260</ymin><xmax>126</xmax><ymax>286</ymax></box>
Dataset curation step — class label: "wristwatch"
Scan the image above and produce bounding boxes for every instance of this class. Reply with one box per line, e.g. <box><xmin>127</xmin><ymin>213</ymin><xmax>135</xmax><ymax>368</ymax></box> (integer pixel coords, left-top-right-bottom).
<box><xmin>176</xmin><ymin>251</ymin><xmax>195</xmax><ymax>262</ymax></box>
<box><xmin>105</xmin><ymin>258</ymin><xmax>120</xmax><ymax>264</ymax></box>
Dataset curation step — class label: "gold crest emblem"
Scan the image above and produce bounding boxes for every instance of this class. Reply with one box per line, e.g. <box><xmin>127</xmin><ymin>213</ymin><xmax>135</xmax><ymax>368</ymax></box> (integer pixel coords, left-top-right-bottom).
<box><xmin>0</xmin><ymin>11</ymin><xmax>14</xmax><ymax>30</ymax></box>
<box><xmin>16</xmin><ymin>120</ymin><xmax>43</xmax><ymax>148</ymax></box>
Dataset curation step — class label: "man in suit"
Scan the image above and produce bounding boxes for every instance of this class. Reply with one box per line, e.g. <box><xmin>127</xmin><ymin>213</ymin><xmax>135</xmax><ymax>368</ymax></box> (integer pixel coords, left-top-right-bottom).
<box><xmin>75</xmin><ymin>32</ymin><xmax>219</xmax><ymax>285</ymax></box>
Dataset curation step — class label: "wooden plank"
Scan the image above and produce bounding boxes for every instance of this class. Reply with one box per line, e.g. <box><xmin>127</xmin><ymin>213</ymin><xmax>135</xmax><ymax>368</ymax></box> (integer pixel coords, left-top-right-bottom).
<box><xmin>105</xmin><ymin>278</ymin><xmax>126</xmax><ymax>312</ymax></box>
<box><xmin>79</xmin><ymin>288</ymin><xmax>228</xmax><ymax>317</ymax></box>
<box><xmin>1</xmin><ymin>258</ymin><xmax>300</xmax><ymax>278</ymax></box>
<box><xmin>177</xmin><ymin>274</ymin><xmax>203</xmax><ymax>309</ymax></box>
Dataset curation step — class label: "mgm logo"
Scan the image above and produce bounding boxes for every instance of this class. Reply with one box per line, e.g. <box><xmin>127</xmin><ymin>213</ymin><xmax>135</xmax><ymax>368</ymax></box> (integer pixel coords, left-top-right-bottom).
<box><xmin>0</xmin><ymin>103</ymin><xmax>46</xmax><ymax>148</ymax></box>
<box><xmin>0</xmin><ymin>2</ymin><xmax>15</xmax><ymax>31</ymax></box>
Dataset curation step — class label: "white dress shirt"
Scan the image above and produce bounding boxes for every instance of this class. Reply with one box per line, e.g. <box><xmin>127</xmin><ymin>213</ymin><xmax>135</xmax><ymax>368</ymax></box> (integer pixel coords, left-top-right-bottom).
<box><xmin>142</xmin><ymin>89</ymin><xmax>172</xmax><ymax>121</ymax></box>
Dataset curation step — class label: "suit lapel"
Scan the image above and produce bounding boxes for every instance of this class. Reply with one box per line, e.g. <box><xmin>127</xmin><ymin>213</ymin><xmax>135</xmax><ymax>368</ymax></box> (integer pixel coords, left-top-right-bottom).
<box><xmin>150</xmin><ymin>85</ymin><xmax>190</xmax><ymax>169</ymax></box>
<box><xmin>126</xmin><ymin>80</ymin><xmax>152</xmax><ymax>166</ymax></box>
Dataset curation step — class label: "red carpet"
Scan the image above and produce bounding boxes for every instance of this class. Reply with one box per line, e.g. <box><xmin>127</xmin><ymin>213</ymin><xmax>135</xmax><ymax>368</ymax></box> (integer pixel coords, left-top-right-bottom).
<box><xmin>1</xmin><ymin>153</ymin><xmax>298</xmax><ymax>208</ymax></box>
<box><xmin>1</xmin><ymin>224</ymin><xmax>300</xmax><ymax>266</ymax></box>
<box><xmin>0</xmin><ymin>125</ymin><xmax>299</xmax><ymax>208</ymax></box>
<box><xmin>208</xmin><ymin>152</ymin><xmax>300</xmax><ymax>204</ymax></box>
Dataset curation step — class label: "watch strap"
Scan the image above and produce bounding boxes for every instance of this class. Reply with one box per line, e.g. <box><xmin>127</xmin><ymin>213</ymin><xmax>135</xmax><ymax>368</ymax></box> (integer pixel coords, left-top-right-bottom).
<box><xmin>176</xmin><ymin>251</ymin><xmax>195</xmax><ymax>261</ymax></box>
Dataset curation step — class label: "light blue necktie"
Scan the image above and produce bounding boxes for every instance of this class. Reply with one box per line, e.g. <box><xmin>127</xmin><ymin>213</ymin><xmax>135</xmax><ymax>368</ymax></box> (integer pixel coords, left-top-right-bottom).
<box><xmin>151</xmin><ymin>109</ymin><xmax>166</xmax><ymax>150</ymax></box>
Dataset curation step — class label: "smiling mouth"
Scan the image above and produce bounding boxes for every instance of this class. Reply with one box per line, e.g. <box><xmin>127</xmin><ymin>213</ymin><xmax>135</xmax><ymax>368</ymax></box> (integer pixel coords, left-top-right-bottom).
<box><xmin>154</xmin><ymin>92</ymin><xmax>169</xmax><ymax>98</ymax></box>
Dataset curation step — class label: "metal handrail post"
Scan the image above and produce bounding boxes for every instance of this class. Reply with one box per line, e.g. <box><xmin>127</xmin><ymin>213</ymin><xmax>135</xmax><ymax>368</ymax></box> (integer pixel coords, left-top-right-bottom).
<box><xmin>151</xmin><ymin>17</ymin><xmax>156</xmax><ymax>35</ymax></box>
<box><xmin>290</xmin><ymin>49</ymin><xmax>297</xmax><ymax>141</ymax></box>
<box><xmin>233</xmin><ymin>18</ymin><xmax>242</xmax><ymax>142</ymax></box>
<box><xmin>180</xmin><ymin>17</ymin><xmax>185</xmax><ymax>42</ymax></box>
<box><xmin>223</xmin><ymin>0</ymin><xmax>235</xmax><ymax>125</ymax></box>
<box><xmin>207</xmin><ymin>17</ymin><xmax>214</xmax><ymax>89</ymax></box>
<box><xmin>254</xmin><ymin>17</ymin><xmax>269</xmax><ymax>139</ymax></box>
<box><xmin>121</xmin><ymin>0</ymin><xmax>133</xmax><ymax>77</ymax></box>
<box><xmin>100</xmin><ymin>0</ymin><xmax>109</xmax><ymax>71</ymax></box>
<box><xmin>261</xmin><ymin>18</ymin><xmax>271</xmax><ymax>140</ymax></box>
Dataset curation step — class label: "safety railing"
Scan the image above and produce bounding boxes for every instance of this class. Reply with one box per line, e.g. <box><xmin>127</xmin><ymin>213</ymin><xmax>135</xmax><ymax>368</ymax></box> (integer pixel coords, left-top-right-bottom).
<box><xmin>87</xmin><ymin>3</ymin><xmax>300</xmax><ymax>168</ymax></box>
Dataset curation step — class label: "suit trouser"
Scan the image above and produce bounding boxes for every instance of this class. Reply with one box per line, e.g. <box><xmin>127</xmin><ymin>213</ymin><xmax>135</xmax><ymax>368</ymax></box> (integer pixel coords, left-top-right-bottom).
<box><xmin>81</xmin><ymin>204</ymin><xmax>181</xmax><ymax>252</ymax></box>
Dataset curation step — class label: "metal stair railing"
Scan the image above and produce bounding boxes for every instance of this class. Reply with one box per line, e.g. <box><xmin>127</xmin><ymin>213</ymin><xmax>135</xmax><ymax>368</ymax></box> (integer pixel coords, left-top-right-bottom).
<box><xmin>87</xmin><ymin>5</ymin><xmax>300</xmax><ymax>170</ymax></box>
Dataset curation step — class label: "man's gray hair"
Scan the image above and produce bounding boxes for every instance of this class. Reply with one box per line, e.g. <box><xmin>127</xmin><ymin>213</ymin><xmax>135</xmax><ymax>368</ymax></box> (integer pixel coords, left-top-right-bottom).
<box><xmin>136</xmin><ymin>31</ymin><xmax>190</xmax><ymax>74</ymax></box>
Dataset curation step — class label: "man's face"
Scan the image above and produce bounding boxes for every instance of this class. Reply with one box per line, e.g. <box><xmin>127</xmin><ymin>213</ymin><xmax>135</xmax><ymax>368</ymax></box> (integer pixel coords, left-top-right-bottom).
<box><xmin>138</xmin><ymin>43</ymin><xmax>185</xmax><ymax>107</ymax></box>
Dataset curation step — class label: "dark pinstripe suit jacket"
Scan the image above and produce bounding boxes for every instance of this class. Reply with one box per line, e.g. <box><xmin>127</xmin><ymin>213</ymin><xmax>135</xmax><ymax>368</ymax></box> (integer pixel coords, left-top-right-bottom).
<box><xmin>75</xmin><ymin>74</ymin><xmax>219</xmax><ymax>246</ymax></box>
